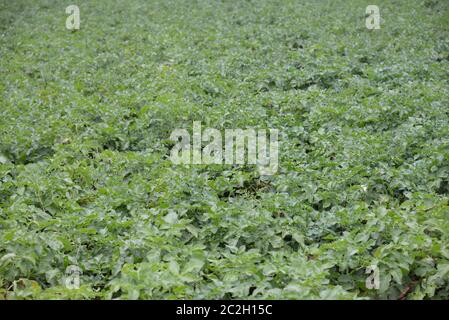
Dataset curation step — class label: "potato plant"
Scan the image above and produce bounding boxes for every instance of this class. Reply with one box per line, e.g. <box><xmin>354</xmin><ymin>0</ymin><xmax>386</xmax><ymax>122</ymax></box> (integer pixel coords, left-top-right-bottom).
<box><xmin>0</xmin><ymin>0</ymin><xmax>448</xmax><ymax>299</ymax></box>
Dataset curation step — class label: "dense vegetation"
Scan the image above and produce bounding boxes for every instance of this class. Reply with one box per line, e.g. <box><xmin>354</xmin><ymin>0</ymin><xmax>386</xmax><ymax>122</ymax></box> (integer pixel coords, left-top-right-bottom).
<box><xmin>0</xmin><ymin>0</ymin><xmax>448</xmax><ymax>299</ymax></box>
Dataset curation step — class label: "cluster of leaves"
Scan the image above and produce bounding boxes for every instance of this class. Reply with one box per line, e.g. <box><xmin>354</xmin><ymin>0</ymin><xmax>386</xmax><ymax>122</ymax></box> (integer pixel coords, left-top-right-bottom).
<box><xmin>0</xmin><ymin>0</ymin><xmax>448</xmax><ymax>299</ymax></box>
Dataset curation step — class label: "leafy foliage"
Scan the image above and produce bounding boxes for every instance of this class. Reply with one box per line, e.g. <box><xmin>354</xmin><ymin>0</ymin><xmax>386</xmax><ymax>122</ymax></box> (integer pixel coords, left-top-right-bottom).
<box><xmin>0</xmin><ymin>0</ymin><xmax>448</xmax><ymax>299</ymax></box>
